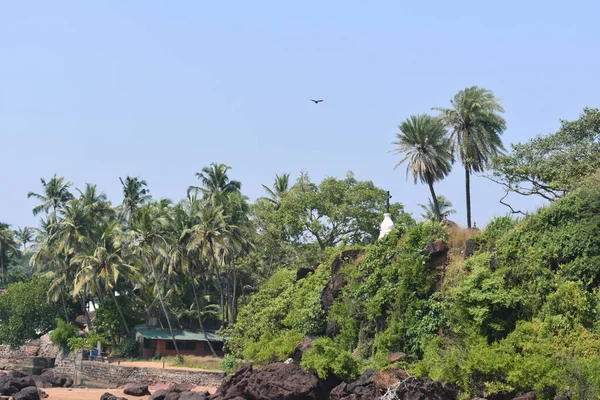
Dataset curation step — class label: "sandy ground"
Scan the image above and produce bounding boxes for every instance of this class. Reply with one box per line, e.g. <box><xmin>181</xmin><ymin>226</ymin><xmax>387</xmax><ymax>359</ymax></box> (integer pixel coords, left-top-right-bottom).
<box><xmin>43</xmin><ymin>385</ymin><xmax>217</xmax><ymax>400</ymax></box>
<box><xmin>116</xmin><ymin>360</ymin><xmax>217</xmax><ymax>373</ymax></box>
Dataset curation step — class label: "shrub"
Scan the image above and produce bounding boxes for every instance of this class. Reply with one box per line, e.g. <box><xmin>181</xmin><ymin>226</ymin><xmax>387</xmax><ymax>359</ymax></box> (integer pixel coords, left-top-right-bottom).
<box><xmin>221</xmin><ymin>354</ymin><xmax>238</xmax><ymax>375</ymax></box>
<box><xmin>301</xmin><ymin>337</ymin><xmax>359</xmax><ymax>381</ymax></box>
<box><xmin>243</xmin><ymin>330</ymin><xmax>303</xmax><ymax>364</ymax></box>
<box><xmin>49</xmin><ymin>319</ymin><xmax>79</xmax><ymax>349</ymax></box>
<box><xmin>118</xmin><ymin>338</ymin><xmax>139</xmax><ymax>359</ymax></box>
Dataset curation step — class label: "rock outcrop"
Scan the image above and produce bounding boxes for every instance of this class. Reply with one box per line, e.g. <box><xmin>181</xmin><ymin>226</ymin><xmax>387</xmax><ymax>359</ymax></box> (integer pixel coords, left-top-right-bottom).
<box><xmin>209</xmin><ymin>362</ymin><xmax>319</xmax><ymax>400</ymax></box>
<box><xmin>124</xmin><ymin>384</ymin><xmax>151</xmax><ymax>396</ymax></box>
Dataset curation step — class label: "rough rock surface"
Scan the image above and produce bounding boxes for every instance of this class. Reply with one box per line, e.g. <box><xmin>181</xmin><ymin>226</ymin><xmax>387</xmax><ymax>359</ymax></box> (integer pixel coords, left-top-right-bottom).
<box><xmin>425</xmin><ymin>240</ymin><xmax>449</xmax><ymax>269</ymax></box>
<box><xmin>513</xmin><ymin>393</ymin><xmax>536</xmax><ymax>400</ymax></box>
<box><xmin>296</xmin><ymin>267</ymin><xmax>316</xmax><ymax>281</ymax></box>
<box><xmin>149</xmin><ymin>389</ymin><xmax>168</xmax><ymax>400</ymax></box>
<box><xmin>168</xmin><ymin>383</ymin><xmax>194</xmax><ymax>393</ymax></box>
<box><xmin>12</xmin><ymin>386</ymin><xmax>41</xmax><ymax>400</ymax></box>
<box><xmin>387</xmin><ymin>352</ymin><xmax>406</xmax><ymax>365</ymax></box>
<box><xmin>464</xmin><ymin>238</ymin><xmax>479</xmax><ymax>259</ymax></box>
<box><xmin>124</xmin><ymin>384</ymin><xmax>151</xmax><ymax>396</ymax></box>
<box><xmin>292</xmin><ymin>336</ymin><xmax>316</xmax><ymax>362</ymax></box>
<box><xmin>100</xmin><ymin>393</ymin><xmax>128</xmax><ymax>400</ymax></box>
<box><xmin>321</xmin><ymin>249</ymin><xmax>365</xmax><ymax>336</ymax></box>
<box><xmin>210</xmin><ymin>362</ymin><xmax>319</xmax><ymax>400</ymax></box>
<box><xmin>180</xmin><ymin>392</ymin><xmax>209</xmax><ymax>400</ymax></box>
<box><xmin>330</xmin><ymin>369</ymin><xmax>459</xmax><ymax>400</ymax></box>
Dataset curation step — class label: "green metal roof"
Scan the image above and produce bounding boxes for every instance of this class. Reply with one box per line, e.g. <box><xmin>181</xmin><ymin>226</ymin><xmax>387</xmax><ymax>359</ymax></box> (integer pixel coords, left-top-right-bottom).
<box><xmin>136</xmin><ymin>327</ymin><xmax>224</xmax><ymax>342</ymax></box>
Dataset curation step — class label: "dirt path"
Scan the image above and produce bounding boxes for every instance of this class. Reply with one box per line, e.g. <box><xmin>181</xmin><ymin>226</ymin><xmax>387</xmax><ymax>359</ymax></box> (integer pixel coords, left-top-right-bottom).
<box><xmin>43</xmin><ymin>386</ymin><xmax>217</xmax><ymax>400</ymax></box>
<box><xmin>116</xmin><ymin>360</ymin><xmax>218</xmax><ymax>373</ymax></box>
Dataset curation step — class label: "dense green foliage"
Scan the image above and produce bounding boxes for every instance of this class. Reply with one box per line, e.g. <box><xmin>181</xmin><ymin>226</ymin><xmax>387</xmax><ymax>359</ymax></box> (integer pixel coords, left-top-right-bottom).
<box><xmin>232</xmin><ymin>168</ymin><xmax>600</xmax><ymax>398</ymax></box>
<box><xmin>49</xmin><ymin>319</ymin><xmax>80</xmax><ymax>349</ymax></box>
<box><xmin>492</xmin><ymin>107</ymin><xmax>600</xmax><ymax>202</ymax></box>
<box><xmin>416</xmin><ymin>184</ymin><xmax>600</xmax><ymax>399</ymax></box>
<box><xmin>0</xmin><ymin>278</ymin><xmax>66</xmax><ymax>347</ymax></box>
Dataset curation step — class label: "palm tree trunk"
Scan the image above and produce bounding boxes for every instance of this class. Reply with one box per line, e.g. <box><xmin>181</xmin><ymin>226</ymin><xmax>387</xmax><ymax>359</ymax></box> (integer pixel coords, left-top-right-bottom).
<box><xmin>150</xmin><ymin>258</ymin><xmax>181</xmax><ymax>360</ymax></box>
<box><xmin>427</xmin><ymin>181</ymin><xmax>440</xmax><ymax>221</ymax></box>
<box><xmin>0</xmin><ymin>256</ymin><xmax>5</xmax><ymax>285</ymax></box>
<box><xmin>60</xmin><ymin>288</ymin><xmax>69</xmax><ymax>322</ymax></box>
<box><xmin>231</xmin><ymin>266</ymin><xmax>237</xmax><ymax>324</ymax></box>
<box><xmin>111</xmin><ymin>290</ymin><xmax>130</xmax><ymax>335</ymax></box>
<box><xmin>465</xmin><ymin>166</ymin><xmax>472</xmax><ymax>228</ymax></box>
<box><xmin>188</xmin><ymin>269</ymin><xmax>218</xmax><ymax>356</ymax></box>
<box><xmin>79</xmin><ymin>295</ymin><xmax>92</xmax><ymax>328</ymax></box>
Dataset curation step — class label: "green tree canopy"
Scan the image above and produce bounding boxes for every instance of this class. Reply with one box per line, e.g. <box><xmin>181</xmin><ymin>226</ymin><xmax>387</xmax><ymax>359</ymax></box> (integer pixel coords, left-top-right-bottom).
<box><xmin>491</xmin><ymin>107</ymin><xmax>600</xmax><ymax>203</ymax></box>
<box><xmin>278</xmin><ymin>172</ymin><xmax>406</xmax><ymax>250</ymax></box>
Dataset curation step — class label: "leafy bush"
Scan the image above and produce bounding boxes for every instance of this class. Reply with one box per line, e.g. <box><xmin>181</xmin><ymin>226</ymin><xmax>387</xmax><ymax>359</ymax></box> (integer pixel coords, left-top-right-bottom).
<box><xmin>49</xmin><ymin>319</ymin><xmax>79</xmax><ymax>349</ymax></box>
<box><xmin>67</xmin><ymin>330</ymin><xmax>108</xmax><ymax>351</ymax></box>
<box><xmin>118</xmin><ymin>338</ymin><xmax>139</xmax><ymax>358</ymax></box>
<box><xmin>0</xmin><ymin>278</ymin><xmax>68</xmax><ymax>347</ymax></box>
<box><xmin>221</xmin><ymin>354</ymin><xmax>238</xmax><ymax>375</ymax></box>
<box><xmin>243</xmin><ymin>330</ymin><xmax>303</xmax><ymax>364</ymax></box>
<box><xmin>301</xmin><ymin>337</ymin><xmax>359</xmax><ymax>381</ymax></box>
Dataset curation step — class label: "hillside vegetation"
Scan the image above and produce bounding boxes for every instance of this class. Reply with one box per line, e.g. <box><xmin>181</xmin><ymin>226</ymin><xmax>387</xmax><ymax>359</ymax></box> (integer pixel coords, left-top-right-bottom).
<box><xmin>229</xmin><ymin>179</ymin><xmax>600</xmax><ymax>399</ymax></box>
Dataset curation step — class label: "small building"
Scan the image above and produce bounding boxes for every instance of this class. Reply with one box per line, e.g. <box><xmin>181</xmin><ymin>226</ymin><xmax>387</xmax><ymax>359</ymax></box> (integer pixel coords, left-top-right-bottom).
<box><xmin>135</xmin><ymin>327</ymin><xmax>225</xmax><ymax>359</ymax></box>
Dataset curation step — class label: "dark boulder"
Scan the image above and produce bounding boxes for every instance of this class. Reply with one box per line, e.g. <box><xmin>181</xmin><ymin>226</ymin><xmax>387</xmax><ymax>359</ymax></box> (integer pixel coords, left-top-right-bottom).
<box><xmin>464</xmin><ymin>238</ymin><xmax>479</xmax><ymax>259</ymax></box>
<box><xmin>180</xmin><ymin>392</ymin><xmax>209</xmax><ymax>400</ymax></box>
<box><xmin>210</xmin><ymin>362</ymin><xmax>319</xmax><ymax>400</ymax></box>
<box><xmin>331</xmin><ymin>369</ymin><xmax>459</xmax><ymax>400</ymax></box>
<box><xmin>165</xmin><ymin>393</ymin><xmax>182</xmax><ymax>400</ymax></box>
<box><xmin>100</xmin><ymin>393</ymin><xmax>128</xmax><ymax>400</ymax></box>
<box><xmin>0</xmin><ymin>376</ymin><xmax>36</xmax><ymax>396</ymax></box>
<box><xmin>425</xmin><ymin>240</ymin><xmax>449</xmax><ymax>268</ymax></box>
<box><xmin>296</xmin><ymin>267</ymin><xmax>315</xmax><ymax>281</ymax></box>
<box><xmin>329</xmin><ymin>369</ymin><xmax>378</xmax><ymax>400</ymax></box>
<box><xmin>292</xmin><ymin>336</ymin><xmax>316</xmax><ymax>362</ymax></box>
<box><xmin>149</xmin><ymin>389</ymin><xmax>168</xmax><ymax>400</ymax></box>
<box><xmin>12</xmin><ymin>386</ymin><xmax>41</xmax><ymax>400</ymax></box>
<box><xmin>513</xmin><ymin>393</ymin><xmax>536</xmax><ymax>400</ymax></box>
<box><xmin>124</xmin><ymin>384</ymin><xmax>151</xmax><ymax>396</ymax></box>
<box><xmin>168</xmin><ymin>383</ymin><xmax>194</xmax><ymax>393</ymax></box>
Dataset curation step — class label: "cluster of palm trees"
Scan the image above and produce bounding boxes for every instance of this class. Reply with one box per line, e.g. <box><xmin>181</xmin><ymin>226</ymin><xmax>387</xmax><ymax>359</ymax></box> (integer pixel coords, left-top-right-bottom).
<box><xmin>24</xmin><ymin>164</ymin><xmax>254</xmax><ymax>359</ymax></box>
<box><xmin>393</xmin><ymin>86</ymin><xmax>506</xmax><ymax>227</ymax></box>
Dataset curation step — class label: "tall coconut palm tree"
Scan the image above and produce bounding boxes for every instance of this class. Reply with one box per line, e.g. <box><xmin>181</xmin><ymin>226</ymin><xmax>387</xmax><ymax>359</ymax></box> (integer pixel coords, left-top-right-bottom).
<box><xmin>187</xmin><ymin>163</ymin><xmax>241</xmax><ymax>203</ymax></box>
<box><xmin>126</xmin><ymin>203</ymin><xmax>182</xmax><ymax>361</ymax></box>
<box><xmin>27</xmin><ymin>175</ymin><xmax>74</xmax><ymax>216</ymax></box>
<box><xmin>118</xmin><ymin>176</ymin><xmax>151</xmax><ymax>223</ymax></box>
<box><xmin>419</xmin><ymin>195</ymin><xmax>456</xmax><ymax>221</ymax></box>
<box><xmin>30</xmin><ymin>217</ymin><xmax>71</xmax><ymax>321</ymax></box>
<box><xmin>434</xmin><ymin>86</ymin><xmax>506</xmax><ymax>228</ymax></box>
<box><xmin>393</xmin><ymin>114</ymin><xmax>453</xmax><ymax>220</ymax></box>
<box><xmin>73</xmin><ymin>221</ymin><xmax>138</xmax><ymax>334</ymax></box>
<box><xmin>261</xmin><ymin>173</ymin><xmax>292</xmax><ymax>209</ymax></box>
<box><xmin>169</xmin><ymin>198</ymin><xmax>218</xmax><ymax>356</ymax></box>
<box><xmin>187</xmin><ymin>205</ymin><xmax>231</xmax><ymax>326</ymax></box>
<box><xmin>0</xmin><ymin>223</ymin><xmax>21</xmax><ymax>284</ymax></box>
<box><xmin>15</xmin><ymin>226</ymin><xmax>34</xmax><ymax>250</ymax></box>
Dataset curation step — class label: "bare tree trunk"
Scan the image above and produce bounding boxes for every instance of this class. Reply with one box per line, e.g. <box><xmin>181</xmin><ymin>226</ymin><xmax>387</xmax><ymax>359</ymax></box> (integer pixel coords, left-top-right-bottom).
<box><xmin>465</xmin><ymin>166</ymin><xmax>472</xmax><ymax>228</ymax></box>
<box><xmin>188</xmin><ymin>268</ymin><xmax>217</xmax><ymax>356</ymax></box>
<box><xmin>150</xmin><ymin>258</ymin><xmax>181</xmax><ymax>360</ymax></box>
<box><xmin>427</xmin><ymin>181</ymin><xmax>440</xmax><ymax>221</ymax></box>
<box><xmin>60</xmin><ymin>288</ymin><xmax>69</xmax><ymax>322</ymax></box>
<box><xmin>231</xmin><ymin>266</ymin><xmax>237</xmax><ymax>324</ymax></box>
<box><xmin>111</xmin><ymin>290</ymin><xmax>130</xmax><ymax>334</ymax></box>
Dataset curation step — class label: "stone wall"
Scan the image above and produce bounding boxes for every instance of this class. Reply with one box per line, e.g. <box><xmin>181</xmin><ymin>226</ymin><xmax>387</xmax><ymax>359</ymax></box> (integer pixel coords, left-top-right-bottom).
<box><xmin>79</xmin><ymin>362</ymin><xmax>225</xmax><ymax>387</ymax></box>
<box><xmin>0</xmin><ymin>343</ymin><xmax>63</xmax><ymax>374</ymax></box>
<box><xmin>0</xmin><ymin>345</ymin><xmax>27</xmax><ymax>370</ymax></box>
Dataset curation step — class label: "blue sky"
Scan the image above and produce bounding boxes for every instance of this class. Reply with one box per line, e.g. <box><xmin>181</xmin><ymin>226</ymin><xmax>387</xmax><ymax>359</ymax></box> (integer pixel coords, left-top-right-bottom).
<box><xmin>1</xmin><ymin>1</ymin><xmax>599</xmax><ymax>229</ymax></box>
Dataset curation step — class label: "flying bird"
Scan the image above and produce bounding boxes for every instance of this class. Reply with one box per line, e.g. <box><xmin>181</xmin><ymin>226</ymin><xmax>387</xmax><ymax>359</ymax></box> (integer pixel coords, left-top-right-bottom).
<box><xmin>310</xmin><ymin>99</ymin><xmax>323</xmax><ymax>104</ymax></box>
